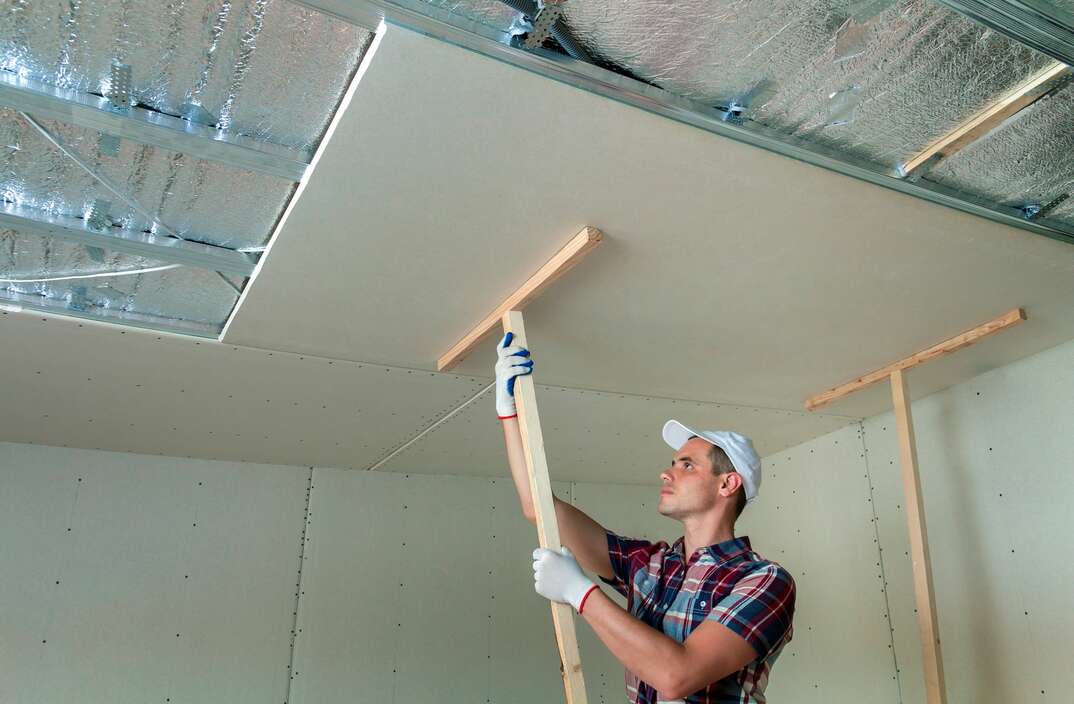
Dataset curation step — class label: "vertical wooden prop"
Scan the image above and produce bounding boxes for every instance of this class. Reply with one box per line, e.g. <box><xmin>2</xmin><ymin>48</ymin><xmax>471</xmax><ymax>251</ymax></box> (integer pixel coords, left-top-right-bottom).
<box><xmin>890</xmin><ymin>369</ymin><xmax>947</xmax><ymax>704</ymax></box>
<box><xmin>503</xmin><ymin>309</ymin><xmax>588</xmax><ymax>704</ymax></box>
<box><xmin>805</xmin><ymin>308</ymin><xmax>1026</xmax><ymax>704</ymax></box>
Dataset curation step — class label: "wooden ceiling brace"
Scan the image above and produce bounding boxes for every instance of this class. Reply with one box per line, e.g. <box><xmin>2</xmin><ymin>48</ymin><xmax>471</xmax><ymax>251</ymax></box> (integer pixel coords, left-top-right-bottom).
<box><xmin>900</xmin><ymin>63</ymin><xmax>1071</xmax><ymax>178</ymax></box>
<box><xmin>437</xmin><ymin>226</ymin><xmax>603</xmax><ymax>372</ymax></box>
<box><xmin>437</xmin><ymin>226</ymin><xmax>603</xmax><ymax>703</ymax></box>
<box><xmin>804</xmin><ymin>307</ymin><xmax>1027</xmax><ymax>704</ymax></box>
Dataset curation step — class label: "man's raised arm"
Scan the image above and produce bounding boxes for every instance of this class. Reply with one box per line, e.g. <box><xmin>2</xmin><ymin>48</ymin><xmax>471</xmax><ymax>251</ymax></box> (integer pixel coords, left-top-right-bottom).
<box><xmin>495</xmin><ymin>333</ymin><xmax>614</xmax><ymax>581</ymax></box>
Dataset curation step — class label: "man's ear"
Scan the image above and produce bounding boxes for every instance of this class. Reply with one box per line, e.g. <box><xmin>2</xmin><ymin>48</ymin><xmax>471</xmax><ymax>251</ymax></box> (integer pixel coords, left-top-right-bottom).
<box><xmin>719</xmin><ymin>472</ymin><xmax>743</xmax><ymax>498</ymax></box>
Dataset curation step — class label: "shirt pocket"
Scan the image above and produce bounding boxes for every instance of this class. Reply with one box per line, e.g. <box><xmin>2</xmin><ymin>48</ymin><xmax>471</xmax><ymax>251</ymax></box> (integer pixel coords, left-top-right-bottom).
<box><xmin>686</xmin><ymin>588</ymin><xmax>715</xmax><ymax>629</ymax></box>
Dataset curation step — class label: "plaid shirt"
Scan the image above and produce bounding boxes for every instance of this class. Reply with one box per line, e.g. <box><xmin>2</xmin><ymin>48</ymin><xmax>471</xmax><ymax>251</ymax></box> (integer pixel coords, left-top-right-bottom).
<box><xmin>602</xmin><ymin>531</ymin><xmax>795</xmax><ymax>704</ymax></box>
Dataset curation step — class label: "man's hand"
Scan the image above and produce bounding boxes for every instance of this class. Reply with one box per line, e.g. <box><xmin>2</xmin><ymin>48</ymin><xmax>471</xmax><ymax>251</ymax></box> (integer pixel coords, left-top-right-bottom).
<box><xmin>532</xmin><ymin>547</ymin><xmax>598</xmax><ymax>612</ymax></box>
<box><xmin>494</xmin><ymin>332</ymin><xmax>533</xmax><ymax>419</ymax></box>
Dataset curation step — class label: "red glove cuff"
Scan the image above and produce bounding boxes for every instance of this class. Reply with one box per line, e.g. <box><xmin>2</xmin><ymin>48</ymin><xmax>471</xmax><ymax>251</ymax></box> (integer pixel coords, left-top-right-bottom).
<box><xmin>578</xmin><ymin>585</ymin><xmax>600</xmax><ymax>614</ymax></box>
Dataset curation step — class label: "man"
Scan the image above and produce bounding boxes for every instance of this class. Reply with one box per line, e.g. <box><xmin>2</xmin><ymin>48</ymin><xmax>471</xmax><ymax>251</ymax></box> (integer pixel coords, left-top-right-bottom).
<box><xmin>495</xmin><ymin>333</ymin><xmax>796</xmax><ymax>703</ymax></box>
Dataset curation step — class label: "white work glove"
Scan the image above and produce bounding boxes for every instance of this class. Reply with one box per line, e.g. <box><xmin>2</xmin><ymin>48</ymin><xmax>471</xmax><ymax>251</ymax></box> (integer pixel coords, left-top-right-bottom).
<box><xmin>532</xmin><ymin>547</ymin><xmax>597</xmax><ymax>613</ymax></box>
<box><xmin>494</xmin><ymin>331</ymin><xmax>533</xmax><ymax>419</ymax></box>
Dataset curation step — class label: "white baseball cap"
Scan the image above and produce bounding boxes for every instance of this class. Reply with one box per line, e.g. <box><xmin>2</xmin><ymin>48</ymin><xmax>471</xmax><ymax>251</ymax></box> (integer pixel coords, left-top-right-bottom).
<box><xmin>662</xmin><ymin>419</ymin><xmax>761</xmax><ymax>503</ymax></box>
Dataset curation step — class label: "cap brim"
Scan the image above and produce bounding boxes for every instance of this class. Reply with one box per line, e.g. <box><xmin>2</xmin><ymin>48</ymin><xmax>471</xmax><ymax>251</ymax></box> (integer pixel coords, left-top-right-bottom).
<box><xmin>662</xmin><ymin>419</ymin><xmax>700</xmax><ymax>451</ymax></box>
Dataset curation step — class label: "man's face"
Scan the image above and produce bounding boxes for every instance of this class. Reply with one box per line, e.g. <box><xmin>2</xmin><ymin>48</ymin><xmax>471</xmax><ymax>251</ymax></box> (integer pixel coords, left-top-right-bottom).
<box><xmin>657</xmin><ymin>437</ymin><xmax>723</xmax><ymax>520</ymax></box>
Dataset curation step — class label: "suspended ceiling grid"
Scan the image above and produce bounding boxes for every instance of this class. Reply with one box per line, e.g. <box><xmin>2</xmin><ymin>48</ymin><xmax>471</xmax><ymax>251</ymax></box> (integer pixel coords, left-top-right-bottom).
<box><xmin>0</xmin><ymin>1</ymin><xmax>373</xmax><ymax>334</ymax></box>
<box><xmin>224</xmin><ymin>23</ymin><xmax>1074</xmax><ymax>421</ymax></box>
<box><xmin>413</xmin><ymin>0</ymin><xmax>1074</xmax><ymax>235</ymax></box>
<box><xmin>3</xmin><ymin>1</ymin><xmax>1074</xmax><ymax>468</ymax></box>
<box><xmin>4</xmin><ymin>0</ymin><xmax>1074</xmax><ymax>335</ymax></box>
<box><xmin>0</xmin><ymin>310</ymin><xmax>853</xmax><ymax>482</ymax></box>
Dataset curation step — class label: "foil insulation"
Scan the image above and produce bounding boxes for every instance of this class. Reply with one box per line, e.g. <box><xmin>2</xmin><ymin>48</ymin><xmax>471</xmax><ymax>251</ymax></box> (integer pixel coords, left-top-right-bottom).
<box><xmin>927</xmin><ymin>86</ymin><xmax>1074</xmax><ymax>227</ymax></box>
<box><xmin>1</xmin><ymin>1</ymin><xmax>373</xmax><ymax>151</ymax></box>
<box><xmin>1</xmin><ymin>108</ymin><xmax>293</xmax><ymax>248</ymax></box>
<box><xmin>420</xmin><ymin>0</ymin><xmax>520</xmax><ymax>32</ymax></box>
<box><xmin>0</xmin><ymin>229</ymin><xmax>237</xmax><ymax>325</ymax></box>
<box><xmin>554</xmin><ymin>0</ymin><xmax>1056</xmax><ymax>167</ymax></box>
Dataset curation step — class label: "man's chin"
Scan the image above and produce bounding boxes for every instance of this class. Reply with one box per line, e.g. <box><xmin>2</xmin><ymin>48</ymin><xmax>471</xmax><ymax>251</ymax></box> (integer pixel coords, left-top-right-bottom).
<box><xmin>656</xmin><ymin>503</ymin><xmax>678</xmax><ymax>519</ymax></box>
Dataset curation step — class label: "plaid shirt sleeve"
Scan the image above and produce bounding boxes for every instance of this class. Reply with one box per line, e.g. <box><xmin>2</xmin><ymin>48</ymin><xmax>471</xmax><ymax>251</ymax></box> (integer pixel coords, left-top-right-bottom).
<box><xmin>707</xmin><ymin>563</ymin><xmax>796</xmax><ymax>660</ymax></box>
<box><xmin>599</xmin><ymin>530</ymin><xmax>659</xmax><ymax>599</ymax></box>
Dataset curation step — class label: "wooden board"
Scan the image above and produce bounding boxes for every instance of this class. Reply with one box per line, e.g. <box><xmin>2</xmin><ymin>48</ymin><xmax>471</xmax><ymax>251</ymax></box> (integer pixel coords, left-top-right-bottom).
<box><xmin>805</xmin><ymin>308</ymin><xmax>1026</xmax><ymax>411</ymax></box>
<box><xmin>890</xmin><ymin>369</ymin><xmax>947</xmax><ymax>704</ymax></box>
<box><xmin>502</xmin><ymin>309</ymin><xmax>588</xmax><ymax>703</ymax></box>
<box><xmin>437</xmin><ymin>226</ymin><xmax>603</xmax><ymax>371</ymax></box>
<box><xmin>900</xmin><ymin>63</ymin><xmax>1070</xmax><ymax>176</ymax></box>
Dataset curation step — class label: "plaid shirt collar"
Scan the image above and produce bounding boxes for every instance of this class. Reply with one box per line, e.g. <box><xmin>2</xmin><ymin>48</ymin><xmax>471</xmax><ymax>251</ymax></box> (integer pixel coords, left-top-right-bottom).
<box><xmin>667</xmin><ymin>535</ymin><xmax>753</xmax><ymax>566</ymax></box>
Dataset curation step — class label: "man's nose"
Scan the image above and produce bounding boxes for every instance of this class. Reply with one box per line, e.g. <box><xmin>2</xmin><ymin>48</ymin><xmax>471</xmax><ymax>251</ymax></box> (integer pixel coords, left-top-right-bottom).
<box><xmin>660</xmin><ymin>468</ymin><xmax>672</xmax><ymax>483</ymax></box>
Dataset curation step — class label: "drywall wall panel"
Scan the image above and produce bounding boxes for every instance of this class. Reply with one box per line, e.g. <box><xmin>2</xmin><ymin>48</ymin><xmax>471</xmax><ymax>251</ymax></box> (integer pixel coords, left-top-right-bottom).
<box><xmin>571</xmin><ymin>422</ymin><xmax>898</xmax><ymax>703</ymax></box>
<box><xmin>288</xmin><ymin>469</ymin><xmax>572</xmax><ymax>704</ymax></box>
<box><xmin>863</xmin><ymin>336</ymin><xmax>1074</xmax><ymax>704</ymax></box>
<box><xmin>758</xmin><ymin>424</ymin><xmax>899</xmax><ymax>703</ymax></box>
<box><xmin>0</xmin><ymin>442</ymin><xmax>309</xmax><ymax>704</ymax></box>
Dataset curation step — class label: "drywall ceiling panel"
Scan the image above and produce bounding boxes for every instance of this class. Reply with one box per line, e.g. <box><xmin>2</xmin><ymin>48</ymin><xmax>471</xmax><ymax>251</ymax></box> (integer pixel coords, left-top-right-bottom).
<box><xmin>0</xmin><ymin>308</ymin><xmax>852</xmax><ymax>478</ymax></box>
<box><xmin>225</xmin><ymin>23</ymin><xmax>1074</xmax><ymax>419</ymax></box>
<box><xmin>0</xmin><ymin>309</ymin><xmax>488</xmax><ymax>470</ymax></box>
<box><xmin>378</xmin><ymin>383</ymin><xmax>855</xmax><ymax>484</ymax></box>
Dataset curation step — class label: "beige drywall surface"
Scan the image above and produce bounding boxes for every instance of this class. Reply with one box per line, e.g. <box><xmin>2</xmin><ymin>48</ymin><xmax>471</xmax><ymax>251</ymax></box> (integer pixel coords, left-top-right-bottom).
<box><xmin>735</xmin><ymin>423</ymin><xmax>899</xmax><ymax>702</ymax></box>
<box><xmin>860</xmin><ymin>336</ymin><xmax>1074</xmax><ymax>704</ymax></box>
<box><xmin>225</xmin><ymin>23</ymin><xmax>1074</xmax><ymax>420</ymax></box>
<box><xmin>0</xmin><ymin>442</ymin><xmax>309</xmax><ymax>704</ymax></box>
<box><xmin>0</xmin><ymin>304</ymin><xmax>851</xmax><ymax>477</ymax></box>
<box><xmin>2</xmin><ymin>438</ymin><xmax>894</xmax><ymax>703</ymax></box>
<box><xmin>292</xmin><ymin>429</ymin><xmax>895</xmax><ymax>704</ymax></box>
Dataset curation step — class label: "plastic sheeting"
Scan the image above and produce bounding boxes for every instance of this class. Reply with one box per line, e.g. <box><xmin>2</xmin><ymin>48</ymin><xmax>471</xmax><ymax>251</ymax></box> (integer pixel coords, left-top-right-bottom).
<box><xmin>927</xmin><ymin>86</ymin><xmax>1074</xmax><ymax>227</ymax></box>
<box><xmin>1</xmin><ymin>0</ymin><xmax>373</xmax><ymax>151</ymax></box>
<box><xmin>1</xmin><ymin>108</ymin><xmax>293</xmax><ymax>249</ymax></box>
<box><xmin>0</xmin><ymin>229</ymin><xmax>237</xmax><ymax>326</ymax></box>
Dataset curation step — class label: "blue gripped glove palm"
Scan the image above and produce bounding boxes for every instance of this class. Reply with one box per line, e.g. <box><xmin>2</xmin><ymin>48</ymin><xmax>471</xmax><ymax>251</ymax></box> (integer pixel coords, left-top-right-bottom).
<box><xmin>532</xmin><ymin>546</ymin><xmax>599</xmax><ymax>613</ymax></box>
<box><xmin>495</xmin><ymin>331</ymin><xmax>533</xmax><ymax>419</ymax></box>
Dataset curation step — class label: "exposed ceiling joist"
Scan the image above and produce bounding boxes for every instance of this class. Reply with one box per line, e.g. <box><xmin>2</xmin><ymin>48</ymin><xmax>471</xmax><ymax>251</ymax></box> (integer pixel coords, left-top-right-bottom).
<box><xmin>0</xmin><ymin>72</ymin><xmax>310</xmax><ymax>182</ymax></box>
<box><xmin>0</xmin><ymin>202</ymin><xmax>257</xmax><ymax>277</ymax></box>
<box><xmin>900</xmin><ymin>62</ymin><xmax>1072</xmax><ymax>177</ymax></box>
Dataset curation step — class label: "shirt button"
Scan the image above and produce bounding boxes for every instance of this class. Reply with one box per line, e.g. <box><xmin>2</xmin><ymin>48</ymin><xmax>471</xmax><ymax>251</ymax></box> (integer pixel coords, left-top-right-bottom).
<box><xmin>700</xmin><ymin>601</ymin><xmax>706</xmax><ymax>607</ymax></box>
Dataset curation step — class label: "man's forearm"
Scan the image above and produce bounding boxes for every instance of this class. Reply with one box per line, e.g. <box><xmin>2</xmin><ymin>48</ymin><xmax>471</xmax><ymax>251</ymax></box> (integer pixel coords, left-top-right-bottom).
<box><xmin>579</xmin><ymin>589</ymin><xmax>685</xmax><ymax>696</ymax></box>
<box><xmin>501</xmin><ymin>417</ymin><xmax>537</xmax><ymax>521</ymax></box>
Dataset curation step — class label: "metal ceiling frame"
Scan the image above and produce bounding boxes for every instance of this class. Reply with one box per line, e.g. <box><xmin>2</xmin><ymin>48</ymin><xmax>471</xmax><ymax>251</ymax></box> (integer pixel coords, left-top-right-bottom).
<box><xmin>0</xmin><ymin>287</ymin><xmax>221</xmax><ymax>337</ymax></box>
<box><xmin>0</xmin><ymin>72</ymin><xmax>310</xmax><ymax>182</ymax></box>
<box><xmin>288</xmin><ymin>0</ymin><xmax>1074</xmax><ymax>247</ymax></box>
<box><xmin>932</xmin><ymin>0</ymin><xmax>1074</xmax><ymax>67</ymax></box>
<box><xmin>0</xmin><ymin>202</ymin><xmax>257</xmax><ymax>277</ymax></box>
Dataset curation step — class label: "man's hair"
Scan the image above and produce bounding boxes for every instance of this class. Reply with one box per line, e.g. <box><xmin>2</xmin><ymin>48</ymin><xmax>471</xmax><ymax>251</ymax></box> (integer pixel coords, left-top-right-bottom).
<box><xmin>691</xmin><ymin>436</ymin><xmax>747</xmax><ymax>519</ymax></box>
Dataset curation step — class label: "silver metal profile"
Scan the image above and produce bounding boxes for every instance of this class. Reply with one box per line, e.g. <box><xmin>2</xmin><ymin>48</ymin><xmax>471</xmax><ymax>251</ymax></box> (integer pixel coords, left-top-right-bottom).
<box><xmin>293</xmin><ymin>0</ymin><xmax>1074</xmax><ymax>247</ymax></box>
<box><xmin>0</xmin><ymin>72</ymin><xmax>310</xmax><ymax>182</ymax></box>
<box><xmin>0</xmin><ymin>289</ymin><xmax>221</xmax><ymax>337</ymax></box>
<box><xmin>932</xmin><ymin>0</ymin><xmax>1074</xmax><ymax>67</ymax></box>
<box><xmin>0</xmin><ymin>202</ymin><xmax>257</xmax><ymax>277</ymax></box>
